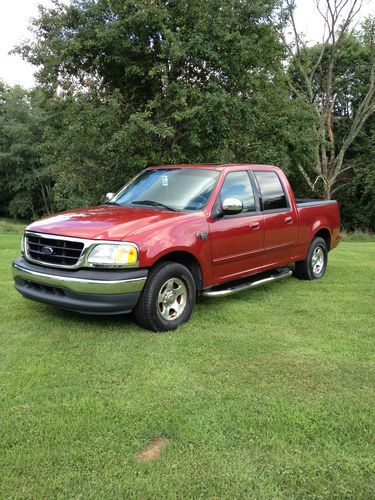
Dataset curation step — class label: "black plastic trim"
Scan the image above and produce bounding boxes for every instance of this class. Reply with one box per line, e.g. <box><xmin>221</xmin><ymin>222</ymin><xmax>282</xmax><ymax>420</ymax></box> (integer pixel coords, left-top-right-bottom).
<box><xmin>14</xmin><ymin>277</ymin><xmax>141</xmax><ymax>315</ymax></box>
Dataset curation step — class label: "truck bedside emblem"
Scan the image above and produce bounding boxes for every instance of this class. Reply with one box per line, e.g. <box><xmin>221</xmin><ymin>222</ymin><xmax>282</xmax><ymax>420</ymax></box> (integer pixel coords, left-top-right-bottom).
<box><xmin>41</xmin><ymin>246</ymin><xmax>54</xmax><ymax>255</ymax></box>
<box><xmin>196</xmin><ymin>231</ymin><xmax>209</xmax><ymax>240</ymax></box>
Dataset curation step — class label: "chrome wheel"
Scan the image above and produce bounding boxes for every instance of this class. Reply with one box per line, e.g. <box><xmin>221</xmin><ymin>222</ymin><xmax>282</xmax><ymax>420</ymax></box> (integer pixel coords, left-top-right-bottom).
<box><xmin>158</xmin><ymin>277</ymin><xmax>187</xmax><ymax>321</ymax></box>
<box><xmin>311</xmin><ymin>246</ymin><xmax>324</xmax><ymax>276</ymax></box>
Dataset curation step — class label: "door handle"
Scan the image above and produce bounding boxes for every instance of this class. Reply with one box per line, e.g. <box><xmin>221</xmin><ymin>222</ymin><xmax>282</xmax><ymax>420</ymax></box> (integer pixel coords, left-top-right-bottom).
<box><xmin>250</xmin><ymin>222</ymin><xmax>260</xmax><ymax>230</ymax></box>
<box><xmin>285</xmin><ymin>216</ymin><xmax>293</xmax><ymax>224</ymax></box>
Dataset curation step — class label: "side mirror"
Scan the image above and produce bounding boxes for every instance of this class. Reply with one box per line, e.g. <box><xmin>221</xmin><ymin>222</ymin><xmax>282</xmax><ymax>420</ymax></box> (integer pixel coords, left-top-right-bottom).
<box><xmin>222</xmin><ymin>197</ymin><xmax>243</xmax><ymax>215</ymax></box>
<box><xmin>105</xmin><ymin>192</ymin><xmax>115</xmax><ymax>202</ymax></box>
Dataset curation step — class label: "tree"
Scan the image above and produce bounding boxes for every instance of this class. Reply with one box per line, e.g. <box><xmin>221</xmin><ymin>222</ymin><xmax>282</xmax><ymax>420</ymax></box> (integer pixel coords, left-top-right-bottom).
<box><xmin>15</xmin><ymin>0</ymin><xmax>316</xmax><ymax>208</ymax></box>
<box><xmin>336</xmin><ymin>113</ymin><xmax>375</xmax><ymax>230</ymax></box>
<box><xmin>0</xmin><ymin>83</ymin><xmax>53</xmax><ymax>218</ymax></box>
<box><xmin>284</xmin><ymin>0</ymin><xmax>375</xmax><ymax>199</ymax></box>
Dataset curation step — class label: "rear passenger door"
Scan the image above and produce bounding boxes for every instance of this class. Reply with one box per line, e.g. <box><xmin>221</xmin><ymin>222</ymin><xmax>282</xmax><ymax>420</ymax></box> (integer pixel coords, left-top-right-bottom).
<box><xmin>253</xmin><ymin>170</ymin><xmax>298</xmax><ymax>267</ymax></box>
<box><xmin>208</xmin><ymin>170</ymin><xmax>264</xmax><ymax>283</ymax></box>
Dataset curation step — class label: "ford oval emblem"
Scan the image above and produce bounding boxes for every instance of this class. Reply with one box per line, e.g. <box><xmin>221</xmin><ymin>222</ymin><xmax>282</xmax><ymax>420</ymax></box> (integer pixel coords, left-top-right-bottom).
<box><xmin>41</xmin><ymin>246</ymin><xmax>54</xmax><ymax>255</ymax></box>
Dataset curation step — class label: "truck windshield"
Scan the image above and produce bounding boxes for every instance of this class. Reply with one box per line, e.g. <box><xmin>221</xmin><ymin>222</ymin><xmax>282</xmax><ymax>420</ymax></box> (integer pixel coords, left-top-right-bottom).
<box><xmin>111</xmin><ymin>168</ymin><xmax>221</xmax><ymax>211</ymax></box>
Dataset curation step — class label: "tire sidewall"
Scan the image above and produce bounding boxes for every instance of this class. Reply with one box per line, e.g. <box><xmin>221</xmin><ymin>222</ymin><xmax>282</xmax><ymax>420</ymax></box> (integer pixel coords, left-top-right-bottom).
<box><xmin>307</xmin><ymin>237</ymin><xmax>328</xmax><ymax>279</ymax></box>
<box><xmin>141</xmin><ymin>262</ymin><xmax>196</xmax><ymax>331</ymax></box>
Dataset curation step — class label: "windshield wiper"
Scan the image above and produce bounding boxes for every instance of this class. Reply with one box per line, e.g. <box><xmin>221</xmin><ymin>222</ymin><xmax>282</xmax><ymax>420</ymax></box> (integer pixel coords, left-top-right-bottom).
<box><xmin>131</xmin><ymin>200</ymin><xmax>176</xmax><ymax>211</ymax></box>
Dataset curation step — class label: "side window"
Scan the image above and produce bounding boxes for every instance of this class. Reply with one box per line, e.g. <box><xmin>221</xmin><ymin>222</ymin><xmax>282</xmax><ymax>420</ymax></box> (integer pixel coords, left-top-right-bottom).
<box><xmin>219</xmin><ymin>171</ymin><xmax>256</xmax><ymax>213</ymax></box>
<box><xmin>254</xmin><ymin>171</ymin><xmax>288</xmax><ymax>211</ymax></box>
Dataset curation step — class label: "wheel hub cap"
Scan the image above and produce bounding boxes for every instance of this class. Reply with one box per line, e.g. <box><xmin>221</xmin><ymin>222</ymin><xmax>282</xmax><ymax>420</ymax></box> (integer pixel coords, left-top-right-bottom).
<box><xmin>312</xmin><ymin>246</ymin><xmax>324</xmax><ymax>275</ymax></box>
<box><xmin>158</xmin><ymin>277</ymin><xmax>187</xmax><ymax>321</ymax></box>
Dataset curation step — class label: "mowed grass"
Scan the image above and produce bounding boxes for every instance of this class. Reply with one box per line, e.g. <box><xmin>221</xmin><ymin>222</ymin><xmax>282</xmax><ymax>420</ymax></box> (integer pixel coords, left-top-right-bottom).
<box><xmin>0</xmin><ymin>231</ymin><xmax>374</xmax><ymax>498</ymax></box>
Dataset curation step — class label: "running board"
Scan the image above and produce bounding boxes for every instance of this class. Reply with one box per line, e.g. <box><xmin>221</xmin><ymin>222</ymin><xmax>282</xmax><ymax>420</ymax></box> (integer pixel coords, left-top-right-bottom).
<box><xmin>201</xmin><ymin>267</ymin><xmax>292</xmax><ymax>298</ymax></box>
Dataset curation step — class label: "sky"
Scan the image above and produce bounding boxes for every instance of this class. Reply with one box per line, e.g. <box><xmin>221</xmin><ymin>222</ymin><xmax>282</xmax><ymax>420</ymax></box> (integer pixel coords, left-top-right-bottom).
<box><xmin>0</xmin><ymin>0</ymin><xmax>374</xmax><ymax>88</ymax></box>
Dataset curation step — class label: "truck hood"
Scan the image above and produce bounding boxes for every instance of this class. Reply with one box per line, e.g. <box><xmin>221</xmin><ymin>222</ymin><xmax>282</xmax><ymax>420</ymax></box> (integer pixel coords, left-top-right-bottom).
<box><xmin>26</xmin><ymin>205</ymin><xmax>194</xmax><ymax>241</ymax></box>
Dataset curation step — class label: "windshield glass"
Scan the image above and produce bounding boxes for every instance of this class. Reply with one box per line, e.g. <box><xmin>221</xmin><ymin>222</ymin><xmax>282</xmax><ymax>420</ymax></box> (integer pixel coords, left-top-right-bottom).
<box><xmin>112</xmin><ymin>168</ymin><xmax>221</xmax><ymax>211</ymax></box>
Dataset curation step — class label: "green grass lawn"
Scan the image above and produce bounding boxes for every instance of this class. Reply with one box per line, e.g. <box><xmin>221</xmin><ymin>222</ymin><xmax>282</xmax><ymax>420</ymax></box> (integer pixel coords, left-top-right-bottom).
<box><xmin>1</xmin><ymin>229</ymin><xmax>374</xmax><ymax>498</ymax></box>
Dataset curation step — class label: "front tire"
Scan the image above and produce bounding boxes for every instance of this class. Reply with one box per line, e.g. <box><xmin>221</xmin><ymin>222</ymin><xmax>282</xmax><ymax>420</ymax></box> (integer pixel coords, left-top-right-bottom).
<box><xmin>294</xmin><ymin>237</ymin><xmax>328</xmax><ymax>280</ymax></box>
<box><xmin>134</xmin><ymin>261</ymin><xmax>196</xmax><ymax>332</ymax></box>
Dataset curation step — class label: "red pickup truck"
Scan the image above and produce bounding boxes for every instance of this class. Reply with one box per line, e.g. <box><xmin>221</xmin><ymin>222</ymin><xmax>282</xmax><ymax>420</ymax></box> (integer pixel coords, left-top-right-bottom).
<box><xmin>13</xmin><ymin>164</ymin><xmax>340</xmax><ymax>331</ymax></box>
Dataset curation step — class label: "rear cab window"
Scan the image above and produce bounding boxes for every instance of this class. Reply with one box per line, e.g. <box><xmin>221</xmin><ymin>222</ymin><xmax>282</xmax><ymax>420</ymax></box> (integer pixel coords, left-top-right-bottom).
<box><xmin>254</xmin><ymin>171</ymin><xmax>289</xmax><ymax>211</ymax></box>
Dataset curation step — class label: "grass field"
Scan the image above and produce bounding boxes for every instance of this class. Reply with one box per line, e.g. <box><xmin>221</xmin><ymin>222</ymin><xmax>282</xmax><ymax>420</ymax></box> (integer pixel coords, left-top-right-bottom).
<box><xmin>1</xmin><ymin>228</ymin><xmax>374</xmax><ymax>498</ymax></box>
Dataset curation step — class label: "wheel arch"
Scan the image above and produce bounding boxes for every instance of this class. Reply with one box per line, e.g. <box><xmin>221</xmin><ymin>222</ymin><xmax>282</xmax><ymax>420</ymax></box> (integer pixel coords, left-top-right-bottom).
<box><xmin>313</xmin><ymin>227</ymin><xmax>331</xmax><ymax>251</ymax></box>
<box><xmin>151</xmin><ymin>251</ymin><xmax>204</xmax><ymax>291</ymax></box>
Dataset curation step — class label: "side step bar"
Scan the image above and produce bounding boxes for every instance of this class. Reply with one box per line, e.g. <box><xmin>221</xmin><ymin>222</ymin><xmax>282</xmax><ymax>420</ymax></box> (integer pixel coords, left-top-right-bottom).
<box><xmin>201</xmin><ymin>267</ymin><xmax>293</xmax><ymax>298</ymax></box>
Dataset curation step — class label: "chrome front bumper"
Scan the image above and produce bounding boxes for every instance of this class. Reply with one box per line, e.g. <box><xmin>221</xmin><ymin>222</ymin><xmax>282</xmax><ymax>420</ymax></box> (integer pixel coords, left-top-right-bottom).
<box><xmin>12</xmin><ymin>257</ymin><xmax>148</xmax><ymax>315</ymax></box>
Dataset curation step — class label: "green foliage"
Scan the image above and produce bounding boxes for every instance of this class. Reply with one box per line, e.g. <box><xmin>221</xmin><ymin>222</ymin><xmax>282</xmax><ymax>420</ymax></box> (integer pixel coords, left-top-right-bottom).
<box><xmin>21</xmin><ymin>0</ymin><xmax>283</xmax><ymax>95</ymax></box>
<box><xmin>340</xmin><ymin>229</ymin><xmax>375</xmax><ymax>241</ymax></box>
<box><xmin>286</xmin><ymin>14</ymin><xmax>375</xmax><ymax>202</ymax></box>
<box><xmin>0</xmin><ymin>83</ymin><xmax>54</xmax><ymax>219</ymax></box>
<box><xmin>336</xmin><ymin>123</ymin><xmax>375</xmax><ymax>231</ymax></box>
<box><xmin>0</xmin><ymin>218</ymin><xmax>27</xmax><ymax>233</ymax></box>
<box><xmin>288</xmin><ymin>32</ymin><xmax>372</xmax><ymax>120</ymax></box>
<box><xmin>0</xmin><ymin>1</ymin><xmax>373</xmax><ymax>228</ymax></box>
<box><xmin>13</xmin><ymin>0</ymin><xmax>315</xmax><ymax>209</ymax></box>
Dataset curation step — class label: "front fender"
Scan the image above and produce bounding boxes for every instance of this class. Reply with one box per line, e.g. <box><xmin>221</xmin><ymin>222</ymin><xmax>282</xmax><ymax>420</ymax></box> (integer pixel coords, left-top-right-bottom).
<box><xmin>132</xmin><ymin>214</ymin><xmax>212</xmax><ymax>285</ymax></box>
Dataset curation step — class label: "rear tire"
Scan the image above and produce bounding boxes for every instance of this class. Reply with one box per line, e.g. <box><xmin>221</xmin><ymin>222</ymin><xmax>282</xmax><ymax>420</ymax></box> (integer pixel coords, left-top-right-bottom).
<box><xmin>134</xmin><ymin>261</ymin><xmax>196</xmax><ymax>332</ymax></box>
<box><xmin>294</xmin><ymin>237</ymin><xmax>328</xmax><ymax>280</ymax></box>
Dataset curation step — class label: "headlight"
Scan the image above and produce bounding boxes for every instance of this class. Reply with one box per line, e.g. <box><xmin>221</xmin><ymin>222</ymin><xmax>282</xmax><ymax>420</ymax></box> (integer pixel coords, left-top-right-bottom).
<box><xmin>86</xmin><ymin>243</ymin><xmax>138</xmax><ymax>267</ymax></box>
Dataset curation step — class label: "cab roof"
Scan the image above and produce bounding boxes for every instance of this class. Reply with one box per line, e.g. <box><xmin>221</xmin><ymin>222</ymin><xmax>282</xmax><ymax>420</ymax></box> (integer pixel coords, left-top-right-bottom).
<box><xmin>146</xmin><ymin>163</ymin><xmax>279</xmax><ymax>171</ymax></box>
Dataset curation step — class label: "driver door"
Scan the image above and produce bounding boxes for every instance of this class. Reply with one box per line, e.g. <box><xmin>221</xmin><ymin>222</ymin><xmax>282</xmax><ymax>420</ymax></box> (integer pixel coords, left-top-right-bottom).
<box><xmin>208</xmin><ymin>170</ymin><xmax>264</xmax><ymax>283</ymax></box>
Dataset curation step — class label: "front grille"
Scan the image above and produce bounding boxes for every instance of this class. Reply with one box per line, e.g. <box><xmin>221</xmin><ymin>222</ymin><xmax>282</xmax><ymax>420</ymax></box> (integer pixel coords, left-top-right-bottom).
<box><xmin>26</xmin><ymin>234</ymin><xmax>84</xmax><ymax>267</ymax></box>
